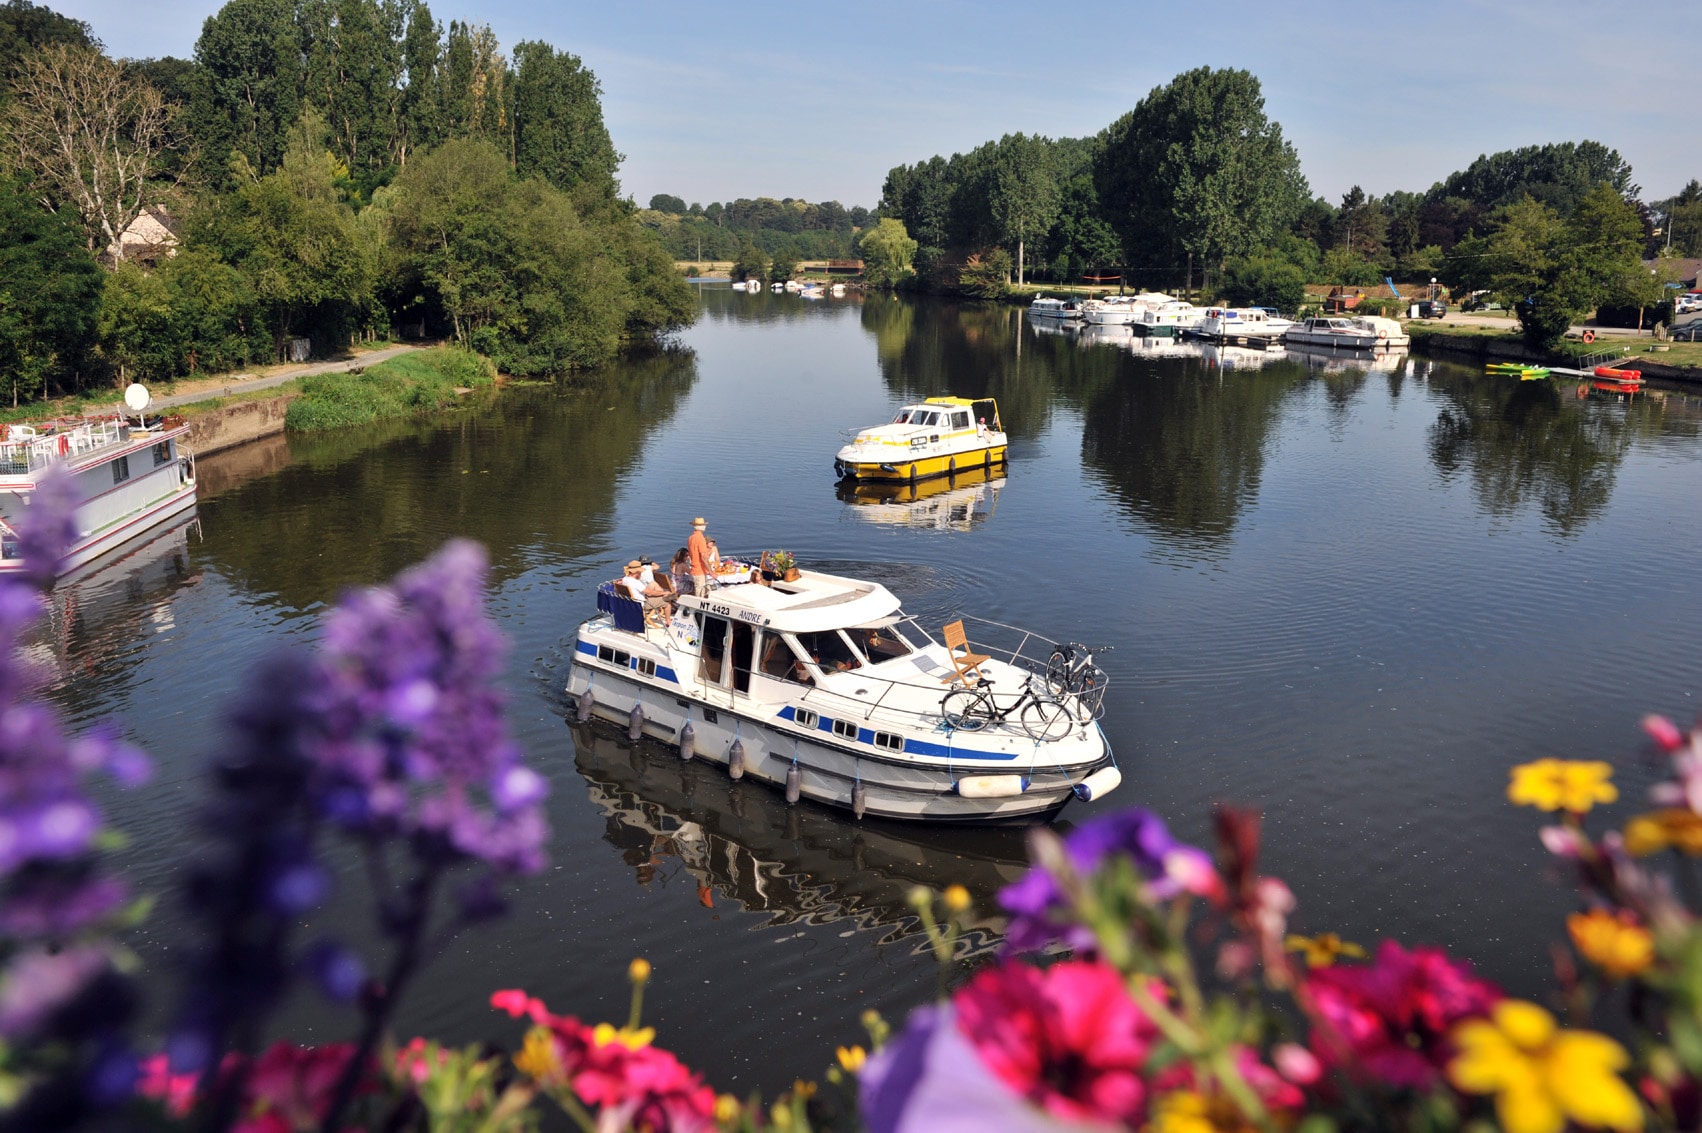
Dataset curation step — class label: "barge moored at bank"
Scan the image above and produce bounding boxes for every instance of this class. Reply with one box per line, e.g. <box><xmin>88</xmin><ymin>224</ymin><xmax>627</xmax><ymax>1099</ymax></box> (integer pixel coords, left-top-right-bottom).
<box><xmin>565</xmin><ymin>564</ymin><xmax>1119</xmax><ymax>822</ymax></box>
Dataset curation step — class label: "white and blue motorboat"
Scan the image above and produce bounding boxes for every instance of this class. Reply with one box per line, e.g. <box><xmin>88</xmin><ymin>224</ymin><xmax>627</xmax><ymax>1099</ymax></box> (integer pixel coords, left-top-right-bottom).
<box><xmin>565</xmin><ymin>564</ymin><xmax>1119</xmax><ymax>822</ymax></box>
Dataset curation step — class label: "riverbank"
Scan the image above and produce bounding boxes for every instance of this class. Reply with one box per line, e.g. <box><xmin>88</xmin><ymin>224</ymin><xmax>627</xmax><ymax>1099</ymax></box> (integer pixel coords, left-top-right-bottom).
<box><xmin>285</xmin><ymin>347</ymin><xmax>497</xmax><ymax>432</ymax></box>
<box><xmin>1407</xmin><ymin>324</ymin><xmax>1702</xmax><ymax>384</ymax></box>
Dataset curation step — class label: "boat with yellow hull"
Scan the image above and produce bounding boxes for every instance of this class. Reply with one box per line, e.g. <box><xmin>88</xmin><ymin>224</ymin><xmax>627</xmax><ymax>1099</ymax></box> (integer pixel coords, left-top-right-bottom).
<box><xmin>834</xmin><ymin>396</ymin><xmax>1007</xmax><ymax>483</ymax></box>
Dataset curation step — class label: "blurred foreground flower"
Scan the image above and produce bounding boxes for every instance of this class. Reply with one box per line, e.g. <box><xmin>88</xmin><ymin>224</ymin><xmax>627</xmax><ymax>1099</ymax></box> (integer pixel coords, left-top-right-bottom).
<box><xmin>1449</xmin><ymin>1000</ymin><xmax>1642</xmax><ymax>1133</ymax></box>
<box><xmin>1508</xmin><ymin>759</ymin><xmax>1618</xmax><ymax>814</ymax></box>
<box><xmin>1568</xmin><ymin>909</ymin><xmax>1654</xmax><ymax>979</ymax></box>
<box><xmin>1284</xmin><ymin>932</ymin><xmax>1366</xmax><ymax>969</ymax></box>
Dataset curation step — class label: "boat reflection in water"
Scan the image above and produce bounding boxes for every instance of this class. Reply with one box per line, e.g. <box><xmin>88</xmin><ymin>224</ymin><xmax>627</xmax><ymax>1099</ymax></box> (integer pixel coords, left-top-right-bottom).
<box><xmin>27</xmin><ymin>511</ymin><xmax>203</xmax><ymax>682</ymax></box>
<box><xmin>1200</xmin><ymin>343</ymin><xmax>1286</xmax><ymax>371</ymax></box>
<box><xmin>835</xmin><ymin>464</ymin><xmax>1005</xmax><ymax>531</ymax></box>
<box><xmin>571</xmin><ymin>722</ymin><xmax>1036</xmax><ymax>955</ymax></box>
<box><xmin>1284</xmin><ymin>342</ymin><xmax>1410</xmax><ymax>374</ymax></box>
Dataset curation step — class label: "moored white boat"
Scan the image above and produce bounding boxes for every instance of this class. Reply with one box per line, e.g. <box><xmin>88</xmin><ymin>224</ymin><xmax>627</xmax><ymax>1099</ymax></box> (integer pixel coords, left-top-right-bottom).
<box><xmin>835</xmin><ymin>396</ymin><xmax>1007</xmax><ymax>483</ymax></box>
<box><xmin>831</xmin><ymin>283</ymin><xmax>846</xmax><ymax>297</ymax></box>
<box><xmin>1284</xmin><ymin>317</ymin><xmax>1381</xmax><ymax>349</ymax></box>
<box><xmin>565</xmin><ymin>564</ymin><xmax>1117</xmax><ymax>821</ymax></box>
<box><xmin>1080</xmin><ymin>296</ymin><xmax>1139</xmax><ymax>326</ymax></box>
<box><xmin>1133</xmin><ymin>300</ymin><xmax>1205</xmax><ymax>337</ymax></box>
<box><xmin>1196</xmin><ymin>307</ymin><xmax>1288</xmax><ymax>342</ymax></box>
<box><xmin>1026</xmin><ymin>296</ymin><xmax>1081</xmax><ymax>321</ymax></box>
<box><xmin>0</xmin><ymin>409</ymin><xmax>197</xmax><ymax>578</ymax></box>
<box><xmin>1349</xmin><ymin>315</ymin><xmax>1409</xmax><ymax>347</ymax></box>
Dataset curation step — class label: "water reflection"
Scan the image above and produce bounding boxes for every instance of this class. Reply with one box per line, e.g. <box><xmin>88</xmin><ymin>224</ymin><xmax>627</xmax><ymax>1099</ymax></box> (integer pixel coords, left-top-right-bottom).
<box><xmin>573</xmin><ymin>724</ymin><xmax>1029</xmax><ymax>956</ymax></box>
<box><xmin>1078</xmin><ymin>356</ymin><xmax>1305</xmax><ymax>559</ymax></box>
<box><xmin>836</xmin><ymin>466</ymin><xmax>1005</xmax><ymax>531</ymax></box>
<box><xmin>196</xmin><ymin>349</ymin><xmax>698</xmax><ymax>604</ymax></box>
<box><xmin>1427</xmin><ymin>369</ymin><xmax>1632</xmax><ymax>536</ymax></box>
<box><xmin>1283</xmin><ymin>342</ymin><xmax>1411</xmax><ymax>375</ymax></box>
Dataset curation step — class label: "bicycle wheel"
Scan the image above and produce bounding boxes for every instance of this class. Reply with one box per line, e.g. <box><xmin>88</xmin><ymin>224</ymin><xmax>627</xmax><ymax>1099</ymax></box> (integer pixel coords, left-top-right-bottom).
<box><xmin>1021</xmin><ymin>697</ymin><xmax>1073</xmax><ymax>742</ymax></box>
<box><xmin>1044</xmin><ymin>649</ymin><xmax>1073</xmax><ymax>698</ymax></box>
<box><xmin>941</xmin><ymin>688</ymin><xmax>994</xmax><ymax>731</ymax></box>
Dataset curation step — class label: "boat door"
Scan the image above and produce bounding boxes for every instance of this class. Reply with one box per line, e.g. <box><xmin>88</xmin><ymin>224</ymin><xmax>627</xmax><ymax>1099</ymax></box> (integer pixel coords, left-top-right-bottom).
<box><xmin>696</xmin><ymin>616</ymin><xmax>754</xmax><ymax>706</ymax></box>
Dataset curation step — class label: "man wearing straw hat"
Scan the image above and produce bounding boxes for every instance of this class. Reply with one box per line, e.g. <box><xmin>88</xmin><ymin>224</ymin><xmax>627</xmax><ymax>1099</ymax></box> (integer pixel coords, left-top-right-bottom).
<box><xmin>687</xmin><ymin>516</ymin><xmax>713</xmax><ymax>597</ymax></box>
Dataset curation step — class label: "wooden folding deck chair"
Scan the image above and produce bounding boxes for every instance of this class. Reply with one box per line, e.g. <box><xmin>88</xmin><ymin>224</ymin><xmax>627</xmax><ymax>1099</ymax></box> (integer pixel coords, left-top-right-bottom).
<box><xmin>939</xmin><ymin>619</ymin><xmax>992</xmax><ymax>686</ymax></box>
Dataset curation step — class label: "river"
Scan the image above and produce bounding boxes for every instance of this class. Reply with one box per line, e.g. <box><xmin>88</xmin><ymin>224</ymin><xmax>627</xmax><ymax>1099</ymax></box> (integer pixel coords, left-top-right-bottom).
<box><xmin>44</xmin><ymin>288</ymin><xmax>1702</xmax><ymax>1095</ymax></box>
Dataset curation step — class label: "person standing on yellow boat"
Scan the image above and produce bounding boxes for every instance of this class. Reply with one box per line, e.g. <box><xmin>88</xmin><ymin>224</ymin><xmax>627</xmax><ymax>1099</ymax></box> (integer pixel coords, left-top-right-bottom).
<box><xmin>687</xmin><ymin>517</ymin><xmax>713</xmax><ymax>597</ymax></box>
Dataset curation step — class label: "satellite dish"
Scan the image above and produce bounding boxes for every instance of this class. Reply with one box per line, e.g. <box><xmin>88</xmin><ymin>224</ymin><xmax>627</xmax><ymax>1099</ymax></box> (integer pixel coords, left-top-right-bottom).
<box><xmin>124</xmin><ymin>383</ymin><xmax>151</xmax><ymax>413</ymax></box>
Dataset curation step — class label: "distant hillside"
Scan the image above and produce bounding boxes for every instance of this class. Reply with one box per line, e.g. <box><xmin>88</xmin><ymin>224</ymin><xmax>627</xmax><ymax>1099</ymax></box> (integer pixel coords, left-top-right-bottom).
<box><xmin>637</xmin><ymin>195</ymin><xmax>873</xmax><ymax>261</ymax></box>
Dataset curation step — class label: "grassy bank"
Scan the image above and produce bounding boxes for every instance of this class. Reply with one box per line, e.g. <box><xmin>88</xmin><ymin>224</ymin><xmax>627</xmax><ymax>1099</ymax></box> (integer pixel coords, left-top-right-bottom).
<box><xmin>1408</xmin><ymin>324</ymin><xmax>1702</xmax><ymax>379</ymax></box>
<box><xmin>285</xmin><ymin>347</ymin><xmax>497</xmax><ymax>432</ymax></box>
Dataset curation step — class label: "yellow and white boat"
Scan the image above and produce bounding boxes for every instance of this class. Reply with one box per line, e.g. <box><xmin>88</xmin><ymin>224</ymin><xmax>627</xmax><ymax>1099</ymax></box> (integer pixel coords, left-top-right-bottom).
<box><xmin>833</xmin><ymin>396</ymin><xmax>1007</xmax><ymax>483</ymax></box>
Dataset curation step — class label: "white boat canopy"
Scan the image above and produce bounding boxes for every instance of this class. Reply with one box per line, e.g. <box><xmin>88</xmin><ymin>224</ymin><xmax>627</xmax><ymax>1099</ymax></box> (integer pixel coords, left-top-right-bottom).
<box><xmin>675</xmin><ymin>569</ymin><xmax>904</xmax><ymax>635</ymax></box>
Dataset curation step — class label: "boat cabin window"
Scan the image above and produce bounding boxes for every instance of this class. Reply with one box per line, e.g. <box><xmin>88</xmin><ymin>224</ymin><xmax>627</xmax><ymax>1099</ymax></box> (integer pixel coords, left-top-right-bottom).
<box><xmin>949</xmin><ymin>411</ymin><xmax>970</xmax><ymax>430</ymax></box>
<box><xmin>111</xmin><ymin>456</ymin><xmax>130</xmax><ymax>484</ymax></box>
<box><xmin>851</xmin><ymin>625</ymin><xmax>913</xmax><ymax>664</ymax></box>
<box><xmin>758</xmin><ymin>631</ymin><xmax>813</xmax><ymax>685</ymax></box>
<box><xmin>795</xmin><ymin>629</ymin><xmax>863</xmax><ymax>674</ymax></box>
<box><xmin>699</xmin><ymin>616</ymin><xmax>754</xmax><ymax>694</ymax></box>
<box><xmin>893</xmin><ymin>409</ymin><xmax>914</xmax><ymax>424</ymax></box>
<box><xmin>153</xmin><ymin>441</ymin><xmax>172</xmax><ymax>466</ymax></box>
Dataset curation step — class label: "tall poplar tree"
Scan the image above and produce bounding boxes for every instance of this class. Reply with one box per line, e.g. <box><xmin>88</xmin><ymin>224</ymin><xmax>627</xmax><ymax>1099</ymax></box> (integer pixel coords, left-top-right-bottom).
<box><xmin>986</xmin><ymin>132</ymin><xmax>1058</xmax><ymax>286</ymax></box>
<box><xmin>511</xmin><ymin>40</ymin><xmax>619</xmax><ymax>197</ymax></box>
<box><xmin>1095</xmin><ymin>67</ymin><xmax>1307</xmax><ymax>291</ymax></box>
<box><xmin>192</xmin><ymin>0</ymin><xmax>304</xmax><ymax>178</ymax></box>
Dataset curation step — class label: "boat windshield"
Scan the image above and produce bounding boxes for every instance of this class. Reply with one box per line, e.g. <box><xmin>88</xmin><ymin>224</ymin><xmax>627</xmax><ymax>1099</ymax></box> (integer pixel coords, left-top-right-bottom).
<box><xmin>851</xmin><ymin>623</ymin><xmax>916</xmax><ymax>664</ymax></box>
<box><xmin>795</xmin><ymin>629</ymin><xmax>863</xmax><ymax>673</ymax></box>
<box><xmin>893</xmin><ymin>409</ymin><xmax>915</xmax><ymax>424</ymax></box>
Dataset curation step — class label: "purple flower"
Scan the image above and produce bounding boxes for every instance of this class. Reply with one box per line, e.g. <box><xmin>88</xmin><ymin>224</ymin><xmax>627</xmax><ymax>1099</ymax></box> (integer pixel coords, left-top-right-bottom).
<box><xmin>861</xmin><ymin>1004</ymin><xmax>1082</xmax><ymax>1133</ymax></box>
<box><xmin>311</xmin><ymin>540</ymin><xmax>548</xmax><ymax>874</ymax></box>
<box><xmin>0</xmin><ymin>946</ymin><xmax>110</xmax><ymax>1039</ymax></box>
<box><xmin>1000</xmin><ymin>808</ymin><xmax>1217</xmax><ymax>954</ymax></box>
<box><xmin>13</xmin><ymin>467</ymin><xmax>81</xmax><ymax>590</ymax></box>
<box><xmin>304</xmin><ymin>940</ymin><xmax>367</xmax><ymax>1003</ymax></box>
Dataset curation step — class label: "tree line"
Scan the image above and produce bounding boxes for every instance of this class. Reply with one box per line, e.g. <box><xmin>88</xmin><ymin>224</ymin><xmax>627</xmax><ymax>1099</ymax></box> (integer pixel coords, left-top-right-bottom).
<box><xmin>0</xmin><ymin>0</ymin><xmax>693</xmax><ymax>406</ymax></box>
<box><xmin>637</xmin><ymin>194</ymin><xmax>874</xmax><ymax>264</ymax></box>
<box><xmin>874</xmin><ymin>65</ymin><xmax>1693</xmax><ymax>346</ymax></box>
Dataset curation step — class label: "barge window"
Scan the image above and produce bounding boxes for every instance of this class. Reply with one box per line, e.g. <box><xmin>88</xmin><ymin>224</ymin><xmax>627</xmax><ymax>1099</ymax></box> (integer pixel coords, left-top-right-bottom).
<box><xmin>873</xmin><ymin>732</ymin><xmax>904</xmax><ymax>752</ymax></box>
<box><xmin>153</xmin><ymin>441</ymin><xmax>172</xmax><ymax>466</ymax></box>
<box><xmin>111</xmin><ymin>455</ymin><xmax>130</xmax><ymax>484</ymax></box>
<box><xmin>731</xmin><ymin>621</ymin><xmax>753</xmax><ymax>695</ymax></box>
<box><xmin>634</xmin><ymin>657</ymin><xmax>656</xmax><ymax>678</ymax></box>
<box><xmin>795</xmin><ymin>629</ymin><xmax>862</xmax><ymax>673</ymax></box>
<box><xmin>794</xmin><ymin>708</ymin><xmax>819</xmax><ymax>730</ymax></box>
<box><xmin>831</xmin><ymin>719</ymin><xmax>858</xmax><ymax>740</ymax></box>
<box><xmin>759</xmin><ymin>633</ymin><xmax>812</xmax><ymax>685</ymax></box>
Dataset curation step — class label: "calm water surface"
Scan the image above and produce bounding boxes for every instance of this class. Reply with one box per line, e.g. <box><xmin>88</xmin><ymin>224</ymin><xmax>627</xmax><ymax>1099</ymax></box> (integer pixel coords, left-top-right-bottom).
<box><xmin>48</xmin><ymin>289</ymin><xmax>1702</xmax><ymax>1093</ymax></box>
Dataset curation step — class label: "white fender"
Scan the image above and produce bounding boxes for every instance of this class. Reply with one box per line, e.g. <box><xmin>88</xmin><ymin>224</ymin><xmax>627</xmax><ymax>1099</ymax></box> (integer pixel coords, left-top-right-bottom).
<box><xmin>1072</xmin><ymin>766</ymin><xmax>1122</xmax><ymax>802</ymax></box>
<box><xmin>955</xmin><ymin>775</ymin><xmax>1028</xmax><ymax>799</ymax></box>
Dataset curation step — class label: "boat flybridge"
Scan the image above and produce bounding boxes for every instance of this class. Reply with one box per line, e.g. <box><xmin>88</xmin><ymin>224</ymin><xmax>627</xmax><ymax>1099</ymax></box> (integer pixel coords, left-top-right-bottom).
<box><xmin>566</xmin><ymin>565</ymin><xmax>1120</xmax><ymax>822</ymax></box>
<box><xmin>834</xmin><ymin>396</ymin><xmax>1007</xmax><ymax>484</ymax></box>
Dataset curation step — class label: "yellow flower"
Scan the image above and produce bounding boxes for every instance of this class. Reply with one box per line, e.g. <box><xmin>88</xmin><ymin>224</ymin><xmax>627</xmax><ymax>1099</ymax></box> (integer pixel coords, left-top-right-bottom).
<box><xmin>1508</xmin><ymin>760</ymin><xmax>1618</xmax><ymax>814</ymax></box>
<box><xmin>591</xmin><ymin>1022</ymin><xmax>655</xmax><ymax>1051</ymax></box>
<box><xmin>1146</xmin><ymin>1091</ymin><xmax>1214</xmax><ymax>1133</ymax></box>
<box><xmin>1284</xmin><ymin>932</ymin><xmax>1368</xmax><ymax>968</ymax></box>
<box><xmin>942</xmin><ymin>885</ymin><xmax>971</xmax><ymax>914</ymax></box>
<box><xmin>1624</xmin><ymin>809</ymin><xmax>1702</xmax><ymax>857</ymax></box>
<box><xmin>1448</xmin><ymin>1000</ymin><xmax>1643</xmax><ymax>1133</ymax></box>
<box><xmin>713</xmin><ymin>1094</ymin><xmax>742</xmax><ymax>1123</ymax></box>
<box><xmin>1568</xmin><ymin>910</ymin><xmax>1654</xmax><ymax>979</ymax></box>
<box><xmin>628</xmin><ymin>957</ymin><xmax>652</xmax><ymax>985</ymax></box>
<box><xmin>836</xmin><ymin>1045</ymin><xmax>867</xmax><ymax>1073</ymax></box>
<box><xmin>514</xmin><ymin>1026</ymin><xmax>563</xmax><ymax>1083</ymax></box>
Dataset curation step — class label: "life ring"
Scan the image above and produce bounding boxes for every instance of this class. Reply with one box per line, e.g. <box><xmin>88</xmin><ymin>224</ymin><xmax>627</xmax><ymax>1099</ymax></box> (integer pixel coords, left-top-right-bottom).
<box><xmin>58</xmin><ymin>434</ymin><xmax>68</xmax><ymax>456</ymax></box>
<box><xmin>1581</xmin><ymin>330</ymin><xmax>1596</xmax><ymax>344</ymax></box>
<box><xmin>1576</xmin><ymin>383</ymin><xmax>1589</xmax><ymax>399</ymax></box>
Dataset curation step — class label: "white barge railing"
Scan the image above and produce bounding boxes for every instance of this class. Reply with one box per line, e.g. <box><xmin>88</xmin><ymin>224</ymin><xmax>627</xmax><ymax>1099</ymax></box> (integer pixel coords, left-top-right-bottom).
<box><xmin>0</xmin><ymin>418</ymin><xmax>132</xmax><ymax>475</ymax></box>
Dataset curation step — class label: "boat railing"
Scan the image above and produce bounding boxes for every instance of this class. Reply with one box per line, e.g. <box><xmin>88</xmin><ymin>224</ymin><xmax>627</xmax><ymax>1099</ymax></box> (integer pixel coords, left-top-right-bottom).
<box><xmin>0</xmin><ymin>418</ymin><xmax>130</xmax><ymax>475</ymax></box>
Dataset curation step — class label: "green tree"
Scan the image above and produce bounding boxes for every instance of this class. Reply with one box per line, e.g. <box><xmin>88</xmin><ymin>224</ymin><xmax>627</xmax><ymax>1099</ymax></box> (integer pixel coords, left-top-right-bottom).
<box><xmin>1096</xmin><ymin>67</ymin><xmax>1307</xmax><ymax>293</ymax></box>
<box><xmin>192</xmin><ymin>0</ymin><xmax>304</xmax><ymax>178</ymax></box>
<box><xmin>439</xmin><ymin>20</ymin><xmax>507</xmax><ymax>142</ymax></box>
<box><xmin>192</xmin><ymin>116</ymin><xmax>378</xmax><ymax>357</ymax></box>
<box><xmin>649</xmin><ymin>194</ymin><xmax>686</xmax><ymax>214</ymax></box>
<box><xmin>1428</xmin><ymin>141</ymin><xmax>1637</xmax><ymax>216</ymax></box>
<box><xmin>768</xmin><ymin>249</ymin><xmax>797</xmax><ymax>283</ymax></box>
<box><xmin>731</xmin><ymin>241</ymin><xmax>768</xmax><ymax>284</ymax></box>
<box><xmin>986</xmin><ymin>132</ymin><xmax>1058</xmax><ymax>285</ymax></box>
<box><xmin>1217</xmin><ymin>254</ymin><xmax>1305</xmax><ymax>313</ymax></box>
<box><xmin>511</xmin><ymin>40</ymin><xmax>620</xmax><ymax>196</ymax></box>
<box><xmin>958</xmin><ymin>248</ymin><xmax>1011</xmax><ymax>298</ymax></box>
<box><xmin>393</xmin><ymin>0</ymin><xmax>441</xmax><ymax>163</ymax></box>
<box><xmin>0</xmin><ymin>0</ymin><xmax>94</xmax><ymax>103</ymax></box>
<box><xmin>0</xmin><ymin>175</ymin><xmax>101</xmax><ymax>403</ymax></box>
<box><xmin>1333</xmin><ymin>185</ymin><xmax>1388</xmax><ymax>264</ymax></box>
<box><xmin>298</xmin><ymin>0</ymin><xmax>402</xmax><ymax>176</ymax></box>
<box><xmin>858</xmin><ymin>218</ymin><xmax>916</xmax><ymax>288</ymax></box>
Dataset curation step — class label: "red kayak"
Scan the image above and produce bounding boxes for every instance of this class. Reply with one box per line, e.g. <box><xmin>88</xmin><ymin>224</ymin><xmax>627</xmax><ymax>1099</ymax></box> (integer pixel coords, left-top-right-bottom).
<box><xmin>1593</xmin><ymin>365</ymin><xmax>1645</xmax><ymax>385</ymax></box>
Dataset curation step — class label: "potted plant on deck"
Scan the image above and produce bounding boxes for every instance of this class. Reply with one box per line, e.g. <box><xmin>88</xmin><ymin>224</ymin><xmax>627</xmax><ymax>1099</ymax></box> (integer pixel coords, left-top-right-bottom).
<box><xmin>762</xmin><ymin>550</ymin><xmax>800</xmax><ymax>582</ymax></box>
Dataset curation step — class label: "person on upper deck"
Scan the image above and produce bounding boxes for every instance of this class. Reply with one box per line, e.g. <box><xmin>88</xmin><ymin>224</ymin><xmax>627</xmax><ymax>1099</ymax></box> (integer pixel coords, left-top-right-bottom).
<box><xmin>687</xmin><ymin>517</ymin><xmax>713</xmax><ymax>597</ymax></box>
<box><xmin>669</xmin><ymin>548</ymin><xmax>692</xmax><ymax>596</ymax></box>
<box><xmin>618</xmin><ymin>561</ymin><xmax>648</xmax><ymax>603</ymax></box>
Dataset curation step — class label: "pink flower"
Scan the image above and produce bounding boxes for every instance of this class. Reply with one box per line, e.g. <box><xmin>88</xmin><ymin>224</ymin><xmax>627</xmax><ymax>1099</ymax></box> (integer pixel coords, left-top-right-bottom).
<box><xmin>1304</xmin><ymin>940</ymin><xmax>1500</xmax><ymax>1089</ymax></box>
<box><xmin>1644</xmin><ymin>714</ymin><xmax>1686</xmax><ymax>753</ymax></box>
<box><xmin>137</xmin><ymin>1053</ymin><xmax>199</xmax><ymax>1117</ymax></box>
<box><xmin>952</xmin><ymin>959</ymin><xmax>1161</xmax><ymax>1127</ymax></box>
<box><xmin>238</xmin><ymin>1042</ymin><xmax>367</xmax><ymax>1132</ymax></box>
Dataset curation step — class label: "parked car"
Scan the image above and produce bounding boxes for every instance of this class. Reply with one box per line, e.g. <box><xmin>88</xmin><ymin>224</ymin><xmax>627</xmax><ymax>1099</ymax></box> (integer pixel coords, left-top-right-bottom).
<box><xmin>1415</xmin><ymin>300</ymin><xmax>1447</xmax><ymax>318</ymax></box>
<box><xmin>1676</xmin><ymin>293</ymin><xmax>1702</xmax><ymax>314</ymax></box>
<box><xmin>1672</xmin><ymin>320</ymin><xmax>1702</xmax><ymax>342</ymax></box>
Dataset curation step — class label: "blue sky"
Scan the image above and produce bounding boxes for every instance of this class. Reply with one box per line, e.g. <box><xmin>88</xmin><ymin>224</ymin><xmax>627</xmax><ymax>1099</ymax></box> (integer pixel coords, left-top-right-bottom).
<box><xmin>60</xmin><ymin>0</ymin><xmax>1694</xmax><ymax>210</ymax></box>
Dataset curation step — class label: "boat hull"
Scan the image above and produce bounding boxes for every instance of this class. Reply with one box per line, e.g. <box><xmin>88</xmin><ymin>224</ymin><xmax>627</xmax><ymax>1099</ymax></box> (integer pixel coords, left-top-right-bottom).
<box><xmin>565</xmin><ymin>644</ymin><xmax>1109</xmax><ymax>824</ymax></box>
<box><xmin>836</xmin><ymin>445</ymin><xmax>1007</xmax><ymax>483</ymax></box>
